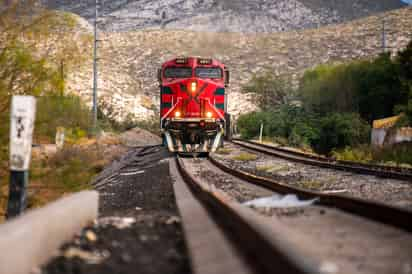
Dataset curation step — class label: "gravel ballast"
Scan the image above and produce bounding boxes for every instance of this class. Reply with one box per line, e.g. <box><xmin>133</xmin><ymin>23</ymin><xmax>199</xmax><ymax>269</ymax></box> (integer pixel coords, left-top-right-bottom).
<box><xmin>213</xmin><ymin>143</ymin><xmax>412</xmax><ymax>210</ymax></box>
<box><xmin>183</xmin><ymin>157</ymin><xmax>412</xmax><ymax>274</ymax></box>
<box><xmin>42</xmin><ymin>147</ymin><xmax>191</xmax><ymax>274</ymax></box>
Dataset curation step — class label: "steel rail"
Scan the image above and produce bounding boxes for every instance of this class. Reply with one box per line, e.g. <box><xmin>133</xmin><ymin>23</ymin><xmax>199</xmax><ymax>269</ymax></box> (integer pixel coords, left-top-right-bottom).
<box><xmin>231</xmin><ymin>139</ymin><xmax>412</xmax><ymax>181</ymax></box>
<box><xmin>175</xmin><ymin>156</ymin><xmax>318</xmax><ymax>274</ymax></box>
<box><xmin>209</xmin><ymin>156</ymin><xmax>412</xmax><ymax>233</ymax></box>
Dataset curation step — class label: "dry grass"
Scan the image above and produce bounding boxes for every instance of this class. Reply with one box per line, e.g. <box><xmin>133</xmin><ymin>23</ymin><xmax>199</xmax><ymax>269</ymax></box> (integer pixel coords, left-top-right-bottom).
<box><xmin>215</xmin><ymin>148</ymin><xmax>233</xmax><ymax>155</ymax></box>
<box><xmin>297</xmin><ymin>180</ymin><xmax>324</xmax><ymax>190</ymax></box>
<box><xmin>0</xmin><ymin>138</ymin><xmax>123</xmax><ymax>221</ymax></box>
<box><xmin>256</xmin><ymin>164</ymin><xmax>290</xmax><ymax>173</ymax></box>
<box><xmin>256</xmin><ymin>165</ymin><xmax>273</xmax><ymax>172</ymax></box>
<box><xmin>232</xmin><ymin>152</ymin><xmax>258</xmax><ymax>161</ymax></box>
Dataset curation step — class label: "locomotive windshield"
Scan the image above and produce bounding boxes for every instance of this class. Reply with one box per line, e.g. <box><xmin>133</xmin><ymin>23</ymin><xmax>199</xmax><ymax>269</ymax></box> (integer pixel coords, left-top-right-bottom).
<box><xmin>195</xmin><ymin>67</ymin><xmax>222</xmax><ymax>79</ymax></box>
<box><xmin>164</xmin><ymin>67</ymin><xmax>192</xmax><ymax>78</ymax></box>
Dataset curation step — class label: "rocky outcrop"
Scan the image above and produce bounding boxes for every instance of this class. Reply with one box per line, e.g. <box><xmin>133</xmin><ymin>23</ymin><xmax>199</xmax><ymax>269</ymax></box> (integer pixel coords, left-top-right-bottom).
<box><xmin>41</xmin><ymin>0</ymin><xmax>407</xmax><ymax>32</ymax></box>
<box><xmin>65</xmin><ymin>7</ymin><xmax>412</xmax><ymax>119</ymax></box>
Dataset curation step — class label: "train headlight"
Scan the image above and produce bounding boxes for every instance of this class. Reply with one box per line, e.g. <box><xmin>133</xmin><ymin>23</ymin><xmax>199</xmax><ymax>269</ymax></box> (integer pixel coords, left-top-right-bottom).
<box><xmin>175</xmin><ymin>111</ymin><xmax>181</xmax><ymax>118</ymax></box>
<box><xmin>206</xmin><ymin>111</ymin><xmax>213</xmax><ymax>118</ymax></box>
<box><xmin>191</xmin><ymin>81</ymin><xmax>197</xmax><ymax>93</ymax></box>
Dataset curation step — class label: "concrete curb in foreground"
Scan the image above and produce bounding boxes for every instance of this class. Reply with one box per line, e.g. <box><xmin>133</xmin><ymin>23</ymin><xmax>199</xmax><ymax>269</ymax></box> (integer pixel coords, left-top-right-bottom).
<box><xmin>0</xmin><ymin>191</ymin><xmax>99</xmax><ymax>274</ymax></box>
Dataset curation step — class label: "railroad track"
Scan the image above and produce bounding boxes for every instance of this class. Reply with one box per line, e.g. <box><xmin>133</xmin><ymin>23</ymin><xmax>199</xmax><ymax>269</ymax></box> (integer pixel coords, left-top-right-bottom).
<box><xmin>174</xmin><ymin>156</ymin><xmax>318</xmax><ymax>274</ymax></box>
<box><xmin>174</xmin><ymin>154</ymin><xmax>412</xmax><ymax>274</ymax></box>
<box><xmin>208</xmin><ymin>156</ymin><xmax>412</xmax><ymax>232</ymax></box>
<box><xmin>231</xmin><ymin>139</ymin><xmax>412</xmax><ymax>181</ymax></box>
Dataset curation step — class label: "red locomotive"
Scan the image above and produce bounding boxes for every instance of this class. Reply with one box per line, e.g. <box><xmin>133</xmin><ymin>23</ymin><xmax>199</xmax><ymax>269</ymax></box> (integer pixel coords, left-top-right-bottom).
<box><xmin>158</xmin><ymin>57</ymin><xmax>230</xmax><ymax>154</ymax></box>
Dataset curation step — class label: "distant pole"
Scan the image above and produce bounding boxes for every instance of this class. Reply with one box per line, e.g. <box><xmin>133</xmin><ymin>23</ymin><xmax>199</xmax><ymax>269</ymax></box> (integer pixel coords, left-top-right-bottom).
<box><xmin>381</xmin><ymin>16</ymin><xmax>386</xmax><ymax>53</ymax></box>
<box><xmin>92</xmin><ymin>0</ymin><xmax>99</xmax><ymax>132</ymax></box>
<box><xmin>294</xmin><ymin>1</ymin><xmax>296</xmax><ymax>27</ymax></box>
<box><xmin>381</xmin><ymin>1</ymin><xmax>387</xmax><ymax>54</ymax></box>
<box><xmin>60</xmin><ymin>59</ymin><xmax>64</xmax><ymax>94</ymax></box>
<box><xmin>259</xmin><ymin>123</ymin><xmax>264</xmax><ymax>143</ymax></box>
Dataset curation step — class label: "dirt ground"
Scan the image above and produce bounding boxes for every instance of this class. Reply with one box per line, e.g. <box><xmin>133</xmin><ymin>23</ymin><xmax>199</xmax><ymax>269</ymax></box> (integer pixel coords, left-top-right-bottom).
<box><xmin>42</xmin><ymin>146</ymin><xmax>192</xmax><ymax>274</ymax></box>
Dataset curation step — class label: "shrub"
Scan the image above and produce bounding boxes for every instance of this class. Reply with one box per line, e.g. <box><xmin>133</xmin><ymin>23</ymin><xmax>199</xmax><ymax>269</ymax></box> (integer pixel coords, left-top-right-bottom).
<box><xmin>44</xmin><ymin>146</ymin><xmax>104</xmax><ymax>191</ymax></box>
<box><xmin>331</xmin><ymin>145</ymin><xmax>373</xmax><ymax>163</ymax></box>
<box><xmin>372</xmin><ymin>142</ymin><xmax>412</xmax><ymax>166</ymax></box>
<box><xmin>288</xmin><ymin>122</ymin><xmax>320</xmax><ymax>148</ymax></box>
<box><xmin>314</xmin><ymin>113</ymin><xmax>370</xmax><ymax>154</ymax></box>
<box><xmin>232</xmin><ymin>152</ymin><xmax>258</xmax><ymax>161</ymax></box>
<box><xmin>299</xmin><ymin>53</ymin><xmax>407</xmax><ymax>123</ymax></box>
<box><xmin>35</xmin><ymin>95</ymin><xmax>91</xmax><ymax>142</ymax></box>
<box><xmin>237</xmin><ymin>111</ymin><xmax>268</xmax><ymax>139</ymax></box>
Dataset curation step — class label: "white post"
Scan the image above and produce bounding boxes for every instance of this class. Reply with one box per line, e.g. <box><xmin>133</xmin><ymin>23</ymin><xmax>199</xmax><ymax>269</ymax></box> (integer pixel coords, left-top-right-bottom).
<box><xmin>55</xmin><ymin>127</ymin><xmax>65</xmax><ymax>150</ymax></box>
<box><xmin>7</xmin><ymin>96</ymin><xmax>36</xmax><ymax>219</ymax></box>
<box><xmin>259</xmin><ymin>123</ymin><xmax>264</xmax><ymax>143</ymax></box>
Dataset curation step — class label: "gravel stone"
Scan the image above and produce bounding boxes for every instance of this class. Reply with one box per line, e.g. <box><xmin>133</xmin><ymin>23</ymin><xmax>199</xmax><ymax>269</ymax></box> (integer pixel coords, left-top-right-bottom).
<box><xmin>42</xmin><ymin>147</ymin><xmax>191</xmax><ymax>274</ymax></box>
<box><xmin>213</xmin><ymin>143</ymin><xmax>412</xmax><ymax>210</ymax></box>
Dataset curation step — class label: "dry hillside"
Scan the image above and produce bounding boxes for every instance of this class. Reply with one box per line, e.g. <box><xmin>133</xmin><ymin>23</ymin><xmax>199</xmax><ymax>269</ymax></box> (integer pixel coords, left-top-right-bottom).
<box><xmin>41</xmin><ymin>0</ymin><xmax>407</xmax><ymax>32</ymax></box>
<box><xmin>65</xmin><ymin>7</ymin><xmax>412</xmax><ymax>119</ymax></box>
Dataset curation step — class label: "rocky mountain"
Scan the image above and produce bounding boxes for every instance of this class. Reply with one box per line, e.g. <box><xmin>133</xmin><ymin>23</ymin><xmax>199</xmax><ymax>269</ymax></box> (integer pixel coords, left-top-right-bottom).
<box><xmin>41</xmin><ymin>0</ymin><xmax>407</xmax><ymax>32</ymax></box>
<box><xmin>62</xmin><ymin>7</ymin><xmax>412</xmax><ymax>120</ymax></box>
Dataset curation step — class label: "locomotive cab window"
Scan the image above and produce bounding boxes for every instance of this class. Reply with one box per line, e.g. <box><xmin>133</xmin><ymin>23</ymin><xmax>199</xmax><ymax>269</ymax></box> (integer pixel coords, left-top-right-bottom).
<box><xmin>164</xmin><ymin>67</ymin><xmax>192</xmax><ymax>78</ymax></box>
<box><xmin>195</xmin><ymin>67</ymin><xmax>222</xmax><ymax>79</ymax></box>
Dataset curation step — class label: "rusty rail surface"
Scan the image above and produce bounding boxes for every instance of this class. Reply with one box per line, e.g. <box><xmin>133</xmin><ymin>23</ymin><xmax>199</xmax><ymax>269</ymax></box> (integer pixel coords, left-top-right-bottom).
<box><xmin>209</xmin><ymin>156</ymin><xmax>412</xmax><ymax>233</ymax></box>
<box><xmin>175</xmin><ymin>156</ymin><xmax>319</xmax><ymax>274</ymax></box>
<box><xmin>231</xmin><ymin>139</ymin><xmax>412</xmax><ymax>181</ymax></box>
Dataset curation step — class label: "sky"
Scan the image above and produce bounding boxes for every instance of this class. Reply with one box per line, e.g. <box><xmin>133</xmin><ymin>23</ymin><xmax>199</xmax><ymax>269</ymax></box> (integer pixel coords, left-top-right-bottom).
<box><xmin>401</xmin><ymin>0</ymin><xmax>412</xmax><ymax>4</ymax></box>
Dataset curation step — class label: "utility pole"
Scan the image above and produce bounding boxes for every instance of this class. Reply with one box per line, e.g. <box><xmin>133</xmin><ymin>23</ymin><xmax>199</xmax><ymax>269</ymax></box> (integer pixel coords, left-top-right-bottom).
<box><xmin>381</xmin><ymin>16</ymin><xmax>386</xmax><ymax>53</ymax></box>
<box><xmin>381</xmin><ymin>1</ymin><xmax>387</xmax><ymax>54</ymax></box>
<box><xmin>294</xmin><ymin>1</ymin><xmax>297</xmax><ymax>28</ymax></box>
<box><xmin>92</xmin><ymin>0</ymin><xmax>99</xmax><ymax>132</ymax></box>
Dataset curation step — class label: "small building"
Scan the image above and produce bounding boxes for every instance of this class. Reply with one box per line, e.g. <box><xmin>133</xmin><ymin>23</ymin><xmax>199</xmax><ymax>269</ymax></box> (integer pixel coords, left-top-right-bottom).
<box><xmin>371</xmin><ymin>114</ymin><xmax>412</xmax><ymax>146</ymax></box>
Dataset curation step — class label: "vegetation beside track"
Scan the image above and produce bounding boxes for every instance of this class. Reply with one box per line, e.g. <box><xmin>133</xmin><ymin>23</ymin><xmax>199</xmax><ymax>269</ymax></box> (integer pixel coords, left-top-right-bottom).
<box><xmin>239</xmin><ymin>39</ymin><xmax>412</xmax><ymax>165</ymax></box>
<box><xmin>231</xmin><ymin>152</ymin><xmax>258</xmax><ymax>161</ymax></box>
<box><xmin>0</xmin><ymin>3</ymin><xmax>131</xmax><ymax>220</ymax></box>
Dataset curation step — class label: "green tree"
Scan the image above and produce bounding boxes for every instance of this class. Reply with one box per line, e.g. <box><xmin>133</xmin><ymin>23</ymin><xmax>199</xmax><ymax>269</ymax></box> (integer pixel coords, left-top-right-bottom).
<box><xmin>396</xmin><ymin>40</ymin><xmax>412</xmax><ymax>124</ymax></box>
<box><xmin>243</xmin><ymin>73</ymin><xmax>292</xmax><ymax>111</ymax></box>
<box><xmin>299</xmin><ymin>54</ymin><xmax>406</xmax><ymax>122</ymax></box>
<box><xmin>356</xmin><ymin>53</ymin><xmax>405</xmax><ymax>122</ymax></box>
<box><xmin>299</xmin><ymin>64</ymin><xmax>357</xmax><ymax>115</ymax></box>
<box><xmin>35</xmin><ymin>95</ymin><xmax>91</xmax><ymax>140</ymax></box>
<box><xmin>0</xmin><ymin>2</ymin><xmax>91</xmax><ymax>142</ymax></box>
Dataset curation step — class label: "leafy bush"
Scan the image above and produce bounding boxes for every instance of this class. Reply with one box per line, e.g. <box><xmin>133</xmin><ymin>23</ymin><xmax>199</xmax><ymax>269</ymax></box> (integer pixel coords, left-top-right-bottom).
<box><xmin>372</xmin><ymin>142</ymin><xmax>412</xmax><ymax>166</ymax></box>
<box><xmin>331</xmin><ymin>146</ymin><xmax>373</xmax><ymax>163</ymax></box>
<box><xmin>314</xmin><ymin>113</ymin><xmax>370</xmax><ymax>154</ymax></box>
<box><xmin>237</xmin><ymin>110</ymin><xmax>370</xmax><ymax>154</ymax></box>
<box><xmin>237</xmin><ymin>111</ymin><xmax>269</xmax><ymax>139</ymax></box>
<box><xmin>299</xmin><ymin>53</ymin><xmax>407</xmax><ymax>123</ymax></box>
<box><xmin>35</xmin><ymin>95</ymin><xmax>91</xmax><ymax>142</ymax></box>
<box><xmin>288</xmin><ymin>122</ymin><xmax>320</xmax><ymax>148</ymax></box>
<box><xmin>333</xmin><ymin>142</ymin><xmax>412</xmax><ymax>166</ymax></box>
<box><xmin>237</xmin><ymin>105</ymin><xmax>320</xmax><ymax>147</ymax></box>
<box><xmin>243</xmin><ymin>73</ymin><xmax>292</xmax><ymax>111</ymax></box>
<box><xmin>232</xmin><ymin>152</ymin><xmax>258</xmax><ymax>161</ymax></box>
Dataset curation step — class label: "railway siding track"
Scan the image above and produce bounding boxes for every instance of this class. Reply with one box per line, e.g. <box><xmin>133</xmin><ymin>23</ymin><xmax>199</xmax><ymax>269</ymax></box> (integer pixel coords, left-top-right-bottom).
<box><xmin>231</xmin><ymin>139</ymin><xmax>412</xmax><ymax>181</ymax></box>
<box><xmin>175</xmin><ymin>156</ymin><xmax>319</xmax><ymax>274</ymax></box>
<box><xmin>208</xmin><ymin>155</ymin><xmax>412</xmax><ymax>233</ymax></box>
